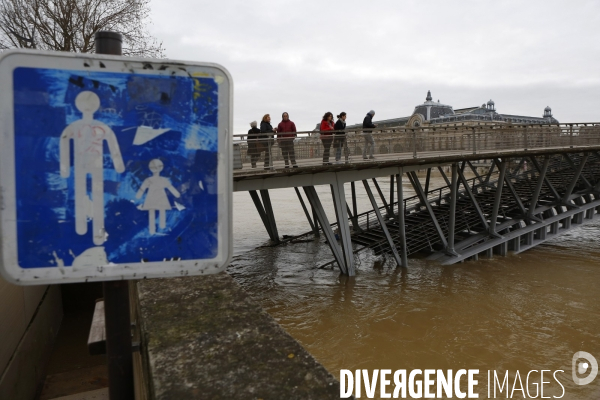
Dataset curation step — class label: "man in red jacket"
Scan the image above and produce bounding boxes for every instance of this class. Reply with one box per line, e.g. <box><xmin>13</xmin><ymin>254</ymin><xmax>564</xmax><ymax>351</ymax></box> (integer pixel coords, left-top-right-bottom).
<box><xmin>277</xmin><ymin>112</ymin><xmax>298</xmax><ymax>168</ymax></box>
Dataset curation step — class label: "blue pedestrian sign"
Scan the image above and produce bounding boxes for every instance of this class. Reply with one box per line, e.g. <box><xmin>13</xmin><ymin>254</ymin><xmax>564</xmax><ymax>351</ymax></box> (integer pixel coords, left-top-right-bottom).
<box><xmin>0</xmin><ymin>50</ymin><xmax>232</xmax><ymax>284</ymax></box>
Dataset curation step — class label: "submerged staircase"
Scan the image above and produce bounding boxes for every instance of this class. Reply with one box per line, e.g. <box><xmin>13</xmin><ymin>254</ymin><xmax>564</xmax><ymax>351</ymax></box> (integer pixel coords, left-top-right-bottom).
<box><xmin>308</xmin><ymin>153</ymin><xmax>600</xmax><ymax>268</ymax></box>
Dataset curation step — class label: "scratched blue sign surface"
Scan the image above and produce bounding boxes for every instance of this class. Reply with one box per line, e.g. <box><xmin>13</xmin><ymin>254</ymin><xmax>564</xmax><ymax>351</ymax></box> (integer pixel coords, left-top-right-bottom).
<box><xmin>14</xmin><ymin>67</ymin><xmax>219</xmax><ymax>268</ymax></box>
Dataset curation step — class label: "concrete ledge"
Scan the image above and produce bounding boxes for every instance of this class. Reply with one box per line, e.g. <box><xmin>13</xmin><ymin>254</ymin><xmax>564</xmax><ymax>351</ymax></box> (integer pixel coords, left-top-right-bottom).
<box><xmin>136</xmin><ymin>272</ymin><xmax>342</xmax><ymax>399</ymax></box>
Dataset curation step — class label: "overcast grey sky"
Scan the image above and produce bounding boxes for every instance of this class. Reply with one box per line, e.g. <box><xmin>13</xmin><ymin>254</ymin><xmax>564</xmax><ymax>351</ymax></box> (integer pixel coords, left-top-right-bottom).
<box><xmin>149</xmin><ymin>0</ymin><xmax>600</xmax><ymax>133</ymax></box>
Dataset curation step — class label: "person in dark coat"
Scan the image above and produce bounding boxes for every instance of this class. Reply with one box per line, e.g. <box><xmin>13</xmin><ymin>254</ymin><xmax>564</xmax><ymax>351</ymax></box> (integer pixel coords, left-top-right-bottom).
<box><xmin>333</xmin><ymin>112</ymin><xmax>348</xmax><ymax>163</ymax></box>
<box><xmin>247</xmin><ymin>121</ymin><xmax>262</xmax><ymax>168</ymax></box>
<box><xmin>362</xmin><ymin>110</ymin><xmax>377</xmax><ymax>160</ymax></box>
<box><xmin>260</xmin><ymin>114</ymin><xmax>276</xmax><ymax>170</ymax></box>
<box><xmin>276</xmin><ymin>112</ymin><xmax>298</xmax><ymax>168</ymax></box>
<box><xmin>320</xmin><ymin>112</ymin><xmax>334</xmax><ymax>165</ymax></box>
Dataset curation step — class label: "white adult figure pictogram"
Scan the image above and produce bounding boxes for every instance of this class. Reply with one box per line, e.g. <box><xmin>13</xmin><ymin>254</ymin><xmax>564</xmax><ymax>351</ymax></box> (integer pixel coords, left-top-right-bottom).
<box><xmin>136</xmin><ymin>159</ymin><xmax>181</xmax><ymax>234</ymax></box>
<box><xmin>60</xmin><ymin>91</ymin><xmax>125</xmax><ymax>245</ymax></box>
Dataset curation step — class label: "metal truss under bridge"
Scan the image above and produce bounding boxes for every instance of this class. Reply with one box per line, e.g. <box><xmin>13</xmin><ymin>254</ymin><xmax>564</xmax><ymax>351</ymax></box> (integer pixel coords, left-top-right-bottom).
<box><xmin>233</xmin><ymin>122</ymin><xmax>600</xmax><ymax>276</ymax></box>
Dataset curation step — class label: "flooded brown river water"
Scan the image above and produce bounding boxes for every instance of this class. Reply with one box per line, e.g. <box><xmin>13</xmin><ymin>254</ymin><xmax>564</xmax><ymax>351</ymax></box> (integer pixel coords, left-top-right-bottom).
<box><xmin>229</xmin><ymin>174</ymin><xmax>600</xmax><ymax>398</ymax></box>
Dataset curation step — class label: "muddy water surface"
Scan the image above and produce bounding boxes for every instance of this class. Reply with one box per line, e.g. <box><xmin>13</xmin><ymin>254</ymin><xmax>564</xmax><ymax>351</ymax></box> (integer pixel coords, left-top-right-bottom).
<box><xmin>229</xmin><ymin>174</ymin><xmax>600</xmax><ymax>398</ymax></box>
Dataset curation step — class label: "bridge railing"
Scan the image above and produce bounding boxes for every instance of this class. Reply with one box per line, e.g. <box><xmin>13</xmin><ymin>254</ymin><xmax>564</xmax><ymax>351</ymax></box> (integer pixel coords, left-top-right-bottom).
<box><xmin>233</xmin><ymin>123</ymin><xmax>600</xmax><ymax>172</ymax></box>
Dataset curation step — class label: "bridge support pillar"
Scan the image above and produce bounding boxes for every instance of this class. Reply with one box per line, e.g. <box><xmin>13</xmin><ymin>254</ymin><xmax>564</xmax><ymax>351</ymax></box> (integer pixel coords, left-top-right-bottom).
<box><xmin>396</xmin><ymin>172</ymin><xmax>408</xmax><ymax>268</ymax></box>
<box><xmin>583</xmin><ymin>194</ymin><xmax>594</xmax><ymax>219</ymax></box>
<box><xmin>537</xmin><ymin>226</ymin><xmax>547</xmax><ymax>240</ymax></box>
<box><xmin>372</xmin><ymin>178</ymin><xmax>392</xmax><ymax>219</ymax></box>
<box><xmin>525</xmin><ymin>231</ymin><xmax>534</xmax><ymax>246</ymax></box>
<box><xmin>563</xmin><ymin>154</ymin><xmax>589</xmax><ymax>202</ymax></box>
<box><xmin>346</xmin><ymin>203</ymin><xmax>361</xmax><ymax>233</ymax></box>
<box><xmin>565</xmin><ymin>153</ymin><xmax>593</xmax><ymax>190</ymax></box>
<box><xmin>495</xmin><ymin>241</ymin><xmax>508</xmax><ymax>257</ymax></box>
<box><xmin>331</xmin><ymin>179</ymin><xmax>355</xmax><ymax>276</ymax></box>
<box><xmin>424</xmin><ymin>168</ymin><xmax>432</xmax><ymax>196</ymax></box>
<box><xmin>489</xmin><ymin>160</ymin><xmax>507</xmax><ymax>236</ymax></box>
<box><xmin>512</xmin><ymin>236</ymin><xmax>521</xmax><ymax>253</ymax></box>
<box><xmin>351</xmin><ymin>182</ymin><xmax>359</xmax><ymax>229</ymax></box>
<box><xmin>249</xmin><ymin>190</ymin><xmax>279</xmax><ymax>243</ymax></box>
<box><xmin>363</xmin><ymin>180</ymin><xmax>403</xmax><ymax>267</ymax></box>
<box><xmin>484</xmin><ymin>161</ymin><xmax>497</xmax><ymax>185</ymax></box>
<box><xmin>502</xmin><ymin>164</ymin><xmax>528</xmax><ymax>220</ymax></box>
<box><xmin>437</xmin><ymin>166</ymin><xmax>451</xmax><ymax>187</ymax></box>
<box><xmin>528</xmin><ymin>156</ymin><xmax>549</xmax><ymax>220</ymax></box>
<box><xmin>260</xmin><ymin>190</ymin><xmax>279</xmax><ymax>241</ymax></box>
<box><xmin>467</xmin><ymin>161</ymin><xmax>484</xmax><ymax>185</ymax></box>
<box><xmin>389</xmin><ymin>175</ymin><xmax>395</xmax><ymax>216</ymax></box>
<box><xmin>294</xmin><ymin>187</ymin><xmax>317</xmax><ymax>235</ymax></box>
<box><xmin>446</xmin><ymin>163</ymin><xmax>460</xmax><ymax>257</ymax></box>
<box><xmin>303</xmin><ymin>186</ymin><xmax>351</xmax><ymax>275</ymax></box>
<box><xmin>501</xmin><ymin>241</ymin><xmax>508</xmax><ymax>256</ymax></box>
<box><xmin>407</xmin><ymin>171</ymin><xmax>449</xmax><ymax>248</ymax></box>
<box><xmin>530</xmin><ymin>156</ymin><xmax>562</xmax><ymax>203</ymax></box>
<box><xmin>586</xmin><ymin>207</ymin><xmax>594</xmax><ymax>220</ymax></box>
<box><xmin>457</xmin><ymin>163</ymin><xmax>489</xmax><ymax>231</ymax></box>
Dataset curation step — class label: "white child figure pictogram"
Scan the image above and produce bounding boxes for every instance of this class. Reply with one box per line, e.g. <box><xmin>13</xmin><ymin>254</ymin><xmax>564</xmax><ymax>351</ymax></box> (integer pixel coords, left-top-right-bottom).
<box><xmin>60</xmin><ymin>91</ymin><xmax>125</xmax><ymax>245</ymax></box>
<box><xmin>136</xmin><ymin>159</ymin><xmax>181</xmax><ymax>234</ymax></box>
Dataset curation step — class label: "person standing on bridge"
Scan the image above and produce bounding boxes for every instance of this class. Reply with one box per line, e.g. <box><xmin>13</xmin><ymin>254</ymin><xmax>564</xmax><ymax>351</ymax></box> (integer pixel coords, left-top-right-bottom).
<box><xmin>334</xmin><ymin>112</ymin><xmax>348</xmax><ymax>164</ymax></box>
<box><xmin>260</xmin><ymin>114</ymin><xmax>276</xmax><ymax>170</ymax></box>
<box><xmin>277</xmin><ymin>112</ymin><xmax>298</xmax><ymax>168</ymax></box>
<box><xmin>362</xmin><ymin>110</ymin><xmax>377</xmax><ymax>160</ymax></box>
<box><xmin>320</xmin><ymin>112</ymin><xmax>335</xmax><ymax>165</ymax></box>
<box><xmin>247</xmin><ymin>121</ymin><xmax>262</xmax><ymax>168</ymax></box>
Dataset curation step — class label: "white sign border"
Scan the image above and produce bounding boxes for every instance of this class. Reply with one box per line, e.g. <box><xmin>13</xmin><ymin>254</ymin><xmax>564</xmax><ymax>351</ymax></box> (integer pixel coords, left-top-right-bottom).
<box><xmin>0</xmin><ymin>49</ymin><xmax>233</xmax><ymax>285</ymax></box>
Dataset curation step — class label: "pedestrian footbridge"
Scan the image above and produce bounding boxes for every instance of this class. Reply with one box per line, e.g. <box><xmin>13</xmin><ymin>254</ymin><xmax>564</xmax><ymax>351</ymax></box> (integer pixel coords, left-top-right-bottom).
<box><xmin>233</xmin><ymin>123</ymin><xmax>600</xmax><ymax>276</ymax></box>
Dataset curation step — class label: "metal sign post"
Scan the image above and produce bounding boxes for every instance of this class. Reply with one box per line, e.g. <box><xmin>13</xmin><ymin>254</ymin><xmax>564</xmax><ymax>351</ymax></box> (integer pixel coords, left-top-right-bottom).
<box><xmin>95</xmin><ymin>31</ymin><xmax>134</xmax><ymax>400</ymax></box>
<box><xmin>0</xmin><ymin>31</ymin><xmax>233</xmax><ymax>400</ymax></box>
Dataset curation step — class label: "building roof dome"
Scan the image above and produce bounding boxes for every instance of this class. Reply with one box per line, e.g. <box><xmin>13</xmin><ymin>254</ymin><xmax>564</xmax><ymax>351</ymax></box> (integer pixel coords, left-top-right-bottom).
<box><xmin>544</xmin><ymin>106</ymin><xmax>551</xmax><ymax>111</ymax></box>
<box><xmin>412</xmin><ymin>90</ymin><xmax>454</xmax><ymax>120</ymax></box>
<box><xmin>487</xmin><ymin>99</ymin><xmax>495</xmax><ymax>105</ymax></box>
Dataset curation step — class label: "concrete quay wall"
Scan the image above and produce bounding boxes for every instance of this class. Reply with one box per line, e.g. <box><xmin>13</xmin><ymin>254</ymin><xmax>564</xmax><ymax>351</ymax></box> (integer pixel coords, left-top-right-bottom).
<box><xmin>135</xmin><ymin>272</ymin><xmax>344</xmax><ymax>399</ymax></box>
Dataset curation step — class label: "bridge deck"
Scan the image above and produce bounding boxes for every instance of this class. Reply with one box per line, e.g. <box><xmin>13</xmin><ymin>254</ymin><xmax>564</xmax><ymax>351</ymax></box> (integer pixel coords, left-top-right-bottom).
<box><xmin>234</xmin><ymin>123</ymin><xmax>600</xmax><ymax>190</ymax></box>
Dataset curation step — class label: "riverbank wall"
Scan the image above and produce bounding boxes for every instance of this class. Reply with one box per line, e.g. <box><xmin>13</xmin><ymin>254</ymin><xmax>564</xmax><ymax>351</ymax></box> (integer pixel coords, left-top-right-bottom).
<box><xmin>134</xmin><ymin>272</ymin><xmax>344</xmax><ymax>399</ymax></box>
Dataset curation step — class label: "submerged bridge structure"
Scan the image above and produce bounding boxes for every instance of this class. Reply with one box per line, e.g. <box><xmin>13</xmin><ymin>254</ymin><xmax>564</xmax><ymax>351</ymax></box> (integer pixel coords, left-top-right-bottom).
<box><xmin>233</xmin><ymin>123</ymin><xmax>600</xmax><ymax>276</ymax></box>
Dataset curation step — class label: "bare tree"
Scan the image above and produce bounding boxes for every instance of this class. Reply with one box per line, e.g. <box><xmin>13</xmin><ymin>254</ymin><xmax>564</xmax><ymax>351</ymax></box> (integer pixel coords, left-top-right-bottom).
<box><xmin>0</xmin><ymin>0</ymin><xmax>164</xmax><ymax>57</ymax></box>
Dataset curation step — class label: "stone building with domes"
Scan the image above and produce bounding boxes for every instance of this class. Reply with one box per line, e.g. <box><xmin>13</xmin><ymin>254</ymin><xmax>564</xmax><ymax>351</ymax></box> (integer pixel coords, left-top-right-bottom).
<box><xmin>349</xmin><ymin>90</ymin><xmax>559</xmax><ymax>130</ymax></box>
